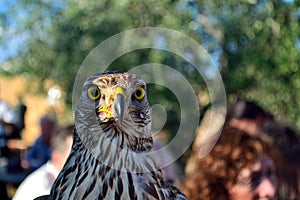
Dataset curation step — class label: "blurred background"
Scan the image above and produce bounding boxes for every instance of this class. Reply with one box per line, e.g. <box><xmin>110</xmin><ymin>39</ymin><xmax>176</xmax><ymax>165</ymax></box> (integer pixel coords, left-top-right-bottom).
<box><xmin>0</xmin><ymin>0</ymin><xmax>299</xmax><ymax>198</ymax></box>
<box><xmin>1</xmin><ymin>0</ymin><xmax>299</xmax><ymax>143</ymax></box>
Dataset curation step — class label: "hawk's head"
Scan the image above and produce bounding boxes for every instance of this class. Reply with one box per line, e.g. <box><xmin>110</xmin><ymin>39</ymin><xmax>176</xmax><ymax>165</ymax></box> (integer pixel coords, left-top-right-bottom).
<box><xmin>76</xmin><ymin>71</ymin><xmax>152</xmax><ymax>153</ymax></box>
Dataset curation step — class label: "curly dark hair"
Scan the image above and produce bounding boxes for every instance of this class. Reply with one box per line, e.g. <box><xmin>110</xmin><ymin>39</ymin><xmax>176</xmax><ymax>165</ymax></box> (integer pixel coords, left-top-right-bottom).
<box><xmin>183</xmin><ymin>126</ymin><xmax>279</xmax><ymax>200</ymax></box>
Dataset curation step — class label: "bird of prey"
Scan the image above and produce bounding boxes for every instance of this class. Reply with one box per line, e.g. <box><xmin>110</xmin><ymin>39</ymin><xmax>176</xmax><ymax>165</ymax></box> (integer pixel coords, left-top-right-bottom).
<box><xmin>37</xmin><ymin>71</ymin><xmax>187</xmax><ymax>200</ymax></box>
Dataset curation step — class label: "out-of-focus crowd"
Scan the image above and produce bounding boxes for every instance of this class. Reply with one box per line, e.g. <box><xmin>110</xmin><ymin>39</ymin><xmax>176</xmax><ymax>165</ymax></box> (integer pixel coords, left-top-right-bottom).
<box><xmin>0</xmin><ymin>99</ymin><xmax>73</xmax><ymax>200</ymax></box>
<box><xmin>183</xmin><ymin>99</ymin><xmax>300</xmax><ymax>200</ymax></box>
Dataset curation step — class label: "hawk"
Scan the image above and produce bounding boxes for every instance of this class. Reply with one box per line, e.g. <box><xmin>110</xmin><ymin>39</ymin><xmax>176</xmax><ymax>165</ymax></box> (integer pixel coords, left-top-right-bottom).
<box><xmin>37</xmin><ymin>71</ymin><xmax>187</xmax><ymax>199</ymax></box>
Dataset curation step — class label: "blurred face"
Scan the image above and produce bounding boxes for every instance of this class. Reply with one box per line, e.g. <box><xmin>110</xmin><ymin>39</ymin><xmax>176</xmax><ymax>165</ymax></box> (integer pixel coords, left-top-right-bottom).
<box><xmin>229</xmin><ymin>155</ymin><xmax>277</xmax><ymax>200</ymax></box>
<box><xmin>58</xmin><ymin>135</ymin><xmax>73</xmax><ymax>170</ymax></box>
<box><xmin>52</xmin><ymin>135</ymin><xmax>73</xmax><ymax>172</ymax></box>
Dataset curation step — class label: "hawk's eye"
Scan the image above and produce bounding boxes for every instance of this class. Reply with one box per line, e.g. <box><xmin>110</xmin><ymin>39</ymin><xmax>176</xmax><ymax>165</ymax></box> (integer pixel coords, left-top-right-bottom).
<box><xmin>87</xmin><ymin>86</ymin><xmax>101</xmax><ymax>100</ymax></box>
<box><xmin>133</xmin><ymin>86</ymin><xmax>145</xmax><ymax>100</ymax></box>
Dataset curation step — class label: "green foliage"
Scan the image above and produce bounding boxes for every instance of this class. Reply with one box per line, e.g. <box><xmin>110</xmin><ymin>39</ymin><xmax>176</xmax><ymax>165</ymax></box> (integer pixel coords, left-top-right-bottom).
<box><xmin>0</xmin><ymin>0</ymin><xmax>199</xmax><ymax>134</ymax></box>
<box><xmin>1</xmin><ymin>0</ymin><xmax>300</xmax><ymax>128</ymax></box>
<box><xmin>194</xmin><ymin>0</ymin><xmax>300</xmax><ymax>127</ymax></box>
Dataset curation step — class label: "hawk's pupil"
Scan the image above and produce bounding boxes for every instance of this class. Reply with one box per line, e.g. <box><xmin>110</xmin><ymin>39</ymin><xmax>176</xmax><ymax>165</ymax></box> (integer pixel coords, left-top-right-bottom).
<box><xmin>92</xmin><ymin>89</ymin><xmax>98</xmax><ymax>97</ymax></box>
<box><xmin>136</xmin><ymin>90</ymin><xmax>142</xmax><ymax>97</ymax></box>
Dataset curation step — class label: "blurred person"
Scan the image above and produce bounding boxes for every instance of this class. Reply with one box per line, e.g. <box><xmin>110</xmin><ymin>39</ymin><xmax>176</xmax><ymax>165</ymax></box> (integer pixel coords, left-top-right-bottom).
<box><xmin>13</xmin><ymin>100</ymin><xmax>27</xmax><ymax>138</ymax></box>
<box><xmin>0</xmin><ymin>83</ymin><xmax>16</xmax><ymax>157</ymax></box>
<box><xmin>183</xmin><ymin>126</ymin><xmax>280</xmax><ymax>200</ymax></box>
<box><xmin>278</xmin><ymin>151</ymin><xmax>300</xmax><ymax>199</ymax></box>
<box><xmin>0</xmin><ymin>99</ymin><xmax>18</xmax><ymax>157</ymax></box>
<box><xmin>262</xmin><ymin>121</ymin><xmax>300</xmax><ymax>199</ymax></box>
<box><xmin>22</xmin><ymin>114</ymin><xmax>57</xmax><ymax>172</ymax></box>
<box><xmin>13</xmin><ymin>124</ymin><xmax>73</xmax><ymax>200</ymax></box>
<box><xmin>226</xmin><ymin>99</ymin><xmax>273</xmax><ymax>135</ymax></box>
<box><xmin>228</xmin><ymin>99</ymin><xmax>300</xmax><ymax>198</ymax></box>
<box><xmin>227</xmin><ymin>99</ymin><xmax>300</xmax><ymax>151</ymax></box>
<box><xmin>285</xmin><ymin>147</ymin><xmax>300</xmax><ymax>198</ymax></box>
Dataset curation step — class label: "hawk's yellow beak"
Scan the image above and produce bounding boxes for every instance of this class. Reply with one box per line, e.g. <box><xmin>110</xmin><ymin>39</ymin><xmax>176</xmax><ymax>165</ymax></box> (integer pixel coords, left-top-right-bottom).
<box><xmin>98</xmin><ymin>87</ymin><xmax>127</xmax><ymax>123</ymax></box>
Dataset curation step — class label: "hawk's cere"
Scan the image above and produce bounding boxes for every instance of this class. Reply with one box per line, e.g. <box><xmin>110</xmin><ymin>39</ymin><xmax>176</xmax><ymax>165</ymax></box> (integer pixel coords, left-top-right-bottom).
<box><xmin>39</xmin><ymin>71</ymin><xmax>187</xmax><ymax>199</ymax></box>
